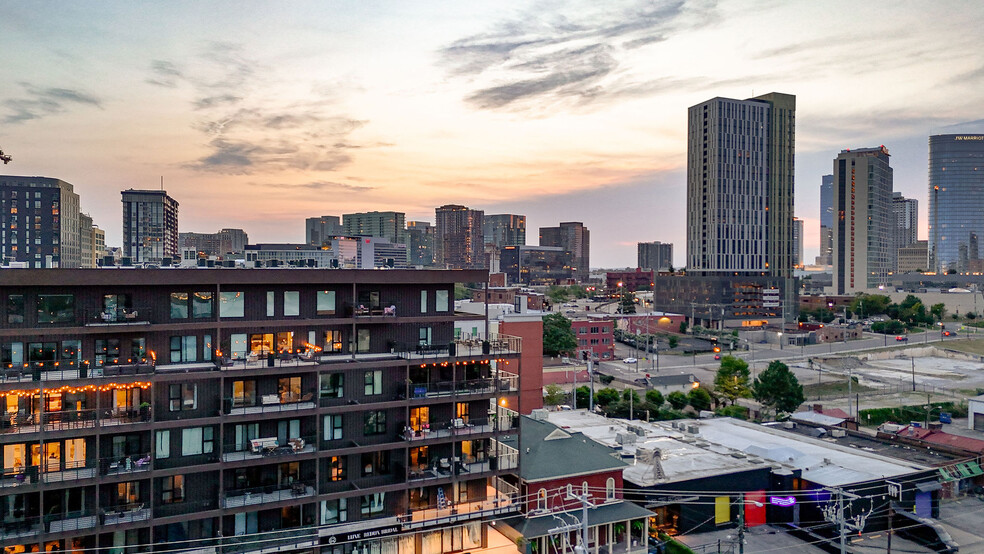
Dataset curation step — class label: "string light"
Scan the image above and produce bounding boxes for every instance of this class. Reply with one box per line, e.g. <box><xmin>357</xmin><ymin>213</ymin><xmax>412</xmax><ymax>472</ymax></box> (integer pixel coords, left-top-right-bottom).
<box><xmin>1</xmin><ymin>382</ymin><xmax>151</xmax><ymax>398</ymax></box>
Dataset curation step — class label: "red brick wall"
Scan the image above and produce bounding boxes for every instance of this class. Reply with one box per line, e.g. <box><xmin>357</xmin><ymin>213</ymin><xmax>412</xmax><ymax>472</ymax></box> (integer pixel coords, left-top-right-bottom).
<box><xmin>499</xmin><ymin>319</ymin><xmax>543</xmax><ymax>414</ymax></box>
<box><xmin>523</xmin><ymin>469</ymin><xmax>624</xmax><ymax>512</ymax></box>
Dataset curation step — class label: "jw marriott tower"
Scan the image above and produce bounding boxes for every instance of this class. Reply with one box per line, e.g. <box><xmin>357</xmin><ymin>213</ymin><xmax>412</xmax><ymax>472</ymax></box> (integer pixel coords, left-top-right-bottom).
<box><xmin>686</xmin><ymin>93</ymin><xmax>796</xmax><ymax>277</ymax></box>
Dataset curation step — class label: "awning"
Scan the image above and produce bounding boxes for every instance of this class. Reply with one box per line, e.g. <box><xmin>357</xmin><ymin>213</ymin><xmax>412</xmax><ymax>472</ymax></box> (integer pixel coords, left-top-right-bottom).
<box><xmin>915</xmin><ymin>480</ymin><xmax>942</xmax><ymax>493</ymax></box>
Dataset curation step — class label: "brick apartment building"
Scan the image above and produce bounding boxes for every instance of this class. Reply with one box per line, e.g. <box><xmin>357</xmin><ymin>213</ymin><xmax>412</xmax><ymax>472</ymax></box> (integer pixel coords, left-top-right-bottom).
<box><xmin>571</xmin><ymin>318</ymin><xmax>615</xmax><ymax>361</ymax></box>
<box><xmin>0</xmin><ymin>269</ymin><xmax>521</xmax><ymax>553</ymax></box>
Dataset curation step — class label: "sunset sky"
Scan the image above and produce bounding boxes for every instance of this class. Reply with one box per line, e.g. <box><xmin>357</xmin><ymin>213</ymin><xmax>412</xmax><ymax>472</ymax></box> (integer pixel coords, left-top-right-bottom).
<box><xmin>2</xmin><ymin>1</ymin><xmax>983</xmax><ymax>267</ymax></box>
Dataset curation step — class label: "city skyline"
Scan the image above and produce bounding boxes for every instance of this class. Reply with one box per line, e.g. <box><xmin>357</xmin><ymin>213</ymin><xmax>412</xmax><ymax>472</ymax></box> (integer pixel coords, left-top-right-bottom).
<box><xmin>2</xmin><ymin>2</ymin><xmax>984</xmax><ymax>267</ymax></box>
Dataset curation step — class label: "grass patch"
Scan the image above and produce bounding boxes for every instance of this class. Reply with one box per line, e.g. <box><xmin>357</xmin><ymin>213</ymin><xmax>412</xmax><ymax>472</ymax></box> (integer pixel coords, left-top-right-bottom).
<box><xmin>937</xmin><ymin>338</ymin><xmax>984</xmax><ymax>356</ymax></box>
<box><xmin>802</xmin><ymin>379</ymin><xmax>875</xmax><ymax>399</ymax></box>
<box><xmin>859</xmin><ymin>402</ymin><xmax>967</xmax><ymax>427</ymax></box>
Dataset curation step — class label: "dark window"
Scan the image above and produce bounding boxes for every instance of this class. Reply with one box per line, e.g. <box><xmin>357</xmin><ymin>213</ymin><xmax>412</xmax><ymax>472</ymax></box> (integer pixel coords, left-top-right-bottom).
<box><xmin>5</xmin><ymin>295</ymin><xmax>24</xmax><ymax>324</ymax></box>
<box><xmin>320</xmin><ymin>374</ymin><xmax>343</xmax><ymax>398</ymax></box>
<box><xmin>361</xmin><ymin>451</ymin><xmax>390</xmax><ymax>477</ymax></box>
<box><xmin>37</xmin><ymin>294</ymin><xmax>74</xmax><ymax>324</ymax></box>
<box><xmin>364</xmin><ymin>370</ymin><xmax>382</xmax><ymax>396</ymax></box>
<box><xmin>364</xmin><ymin>411</ymin><xmax>386</xmax><ymax>435</ymax></box>
<box><xmin>169</xmin><ymin>384</ymin><xmax>197</xmax><ymax>412</ymax></box>
<box><xmin>170</xmin><ymin>293</ymin><xmax>188</xmax><ymax>319</ymax></box>
<box><xmin>192</xmin><ymin>292</ymin><xmax>213</xmax><ymax>318</ymax></box>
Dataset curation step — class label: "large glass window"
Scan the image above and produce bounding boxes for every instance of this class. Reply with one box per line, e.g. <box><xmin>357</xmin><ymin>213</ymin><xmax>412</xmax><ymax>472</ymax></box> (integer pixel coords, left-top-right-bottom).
<box><xmin>170</xmin><ymin>293</ymin><xmax>188</xmax><ymax>319</ymax></box>
<box><xmin>284</xmin><ymin>291</ymin><xmax>299</xmax><ymax>317</ymax></box>
<box><xmin>324</xmin><ymin>414</ymin><xmax>343</xmax><ymax>440</ymax></box>
<box><xmin>364</xmin><ymin>370</ymin><xmax>382</xmax><ymax>396</ymax></box>
<box><xmin>321</xmin><ymin>498</ymin><xmax>347</xmax><ymax>524</ymax></box>
<box><xmin>162</xmin><ymin>475</ymin><xmax>184</xmax><ymax>503</ymax></box>
<box><xmin>278</xmin><ymin>376</ymin><xmax>302</xmax><ymax>403</ymax></box>
<box><xmin>2</xmin><ymin>342</ymin><xmax>23</xmax><ymax>367</ymax></box>
<box><xmin>219</xmin><ymin>292</ymin><xmax>244</xmax><ymax>318</ymax></box>
<box><xmin>95</xmin><ymin>339</ymin><xmax>120</xmax><ymax>367</ymax></box>
<box><xmin>420</xmin><ymin>290</ymin><xmax>427</xmax><ymax>313</ymax></box>
<box><xmin>325</xmin><ymin>330</ymin><xmax>342</xmax><ymax>353</ymax></box>
<box><xmin>37</xmin><ymin>294</ymin><xmax>74</xmax><ymax>324</ymax></box>
<box><xmin>361</xmin><ymin>493</ymin><xmax>385</xmax><ymax>515</ymax></box>
<box><xmin>181</xmin><ymin>427</ymin><xmax>213</xmax><ymax>456</ymax></box>
<box><xmin>155</xmin><ymin>430</ymin><xmax>170</xmax><ymax>459</ymax></box>
<box><xmin>361</xmin><ymin>451</ymin><xmax>389</xmax><ymax>477</ymax></box>
<box><xmin>232</xmin><ymin>380</ymin><xmax>256</xmax><ymax>406</ymax></box>
<box><xmin>364</xmin><ymin>411</ymin><xmax>386</xmax><ymax>435</ymax></box>
<box><xmin>192</xmin><ymin>292</ymin><xmax>213</xmax><ymax>318</ymax></box>
<box><xmin>329</xmin><ymin>456</ymin><xmax>346</xmax><ymax>481</ymax></box>
<box><xmin>6</xmin><ymin>295</ymin><xmax>24</xmax><ymax>324</ymax></box>
<box><xmin>169</xmin><ymin>336</ymin><xmax>197</xmax><ymax>364</ymax></box>
<box><xmin>229</xmin><ymin>334</ymin><xmax>247</xmax><ymax>359</ymax></box>
<box><xmin>436</xmin><ymin>290</ymin><xmax>449</xmax><ymax>312</ymax></box>
<box><xmin>356</xmin><ymin>329</ymin><xmax>370</xmax><ymax>353</ymax></box>
<box><xmin>320</xmin><ymin>373</ymin><xmax>343</xmax><ymax>398</ymax></box>
<box><xmin>169</xmin><ymin>384</ymin><xmax>197</xmax><ymax>411</ymax></box>
<box><xmin>317</xmin><ymin>291</ymin><xmax>336</xmax><ymax>315</ymax></box>
<box><xmin>266</xmin><ymin>291</ymin><xmax>275</xmax><ymax>317</ymax></box>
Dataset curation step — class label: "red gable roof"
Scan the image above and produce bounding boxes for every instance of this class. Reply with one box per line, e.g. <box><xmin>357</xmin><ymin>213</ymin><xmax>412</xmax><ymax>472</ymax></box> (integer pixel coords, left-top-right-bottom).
<box><xmin>898</xmin><ymin>426</ymin><xmax>984</xmax><ymax>454</ymax></box>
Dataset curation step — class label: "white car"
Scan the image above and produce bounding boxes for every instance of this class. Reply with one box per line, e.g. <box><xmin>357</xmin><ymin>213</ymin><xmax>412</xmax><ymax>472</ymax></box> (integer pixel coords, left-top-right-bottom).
<box><xmin>622</xmin><ymin>357</ymin><xmax>638</xmax><ymax>364</ymax></box>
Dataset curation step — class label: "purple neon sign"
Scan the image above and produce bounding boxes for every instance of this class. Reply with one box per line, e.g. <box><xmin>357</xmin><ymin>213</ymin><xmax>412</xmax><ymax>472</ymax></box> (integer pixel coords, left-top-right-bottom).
<box><xmin>769</xmin><ymin>496</ymin><xmax>796</xmax><ymax>507</ymax></box>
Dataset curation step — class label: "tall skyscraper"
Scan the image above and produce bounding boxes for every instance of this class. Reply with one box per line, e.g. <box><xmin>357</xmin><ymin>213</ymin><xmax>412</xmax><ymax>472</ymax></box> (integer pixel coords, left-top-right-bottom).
<box><xmin>0</xmin><ymin>175</ymin><xmax>82</xmax><ymax>267</ymax></box>
<box><xmin>818</xmin><ymin>174</ymin><xmax>834</xmax><ymax>265</ymax></box>
<box><xmin>539</xmin><ymin>222</ymin><xmax>590</xmax><ymax>281</ymax></box>
<box><xmin>305</xmin><ymin>215</ymin><xmax>342</xmax><ymax>246</ymax></box>
<box><xmin>122</xmin><ymin>189</ymin><xmax>179</xmax><ymax>264</ymax></box>
<box><xmin>342</xmin><ymin>211</ymin><xmax>407</xmax><ymax>246</ymax></box>
<box><xmin>928</xmin><ymin>134</ymin><xmax>984</xmax><ymax>273</ymax></box>
<box><xmin>891</xmin><ymin>192</ymin><xmax>918</xmax><ymax>272</ymax></box>
<box><xmin>686</xmin><ymin>93</ymin><xmax>795</xmax><ymax>277</ymax></box>
<box><xmin>406</xmin><ymin>220</ymin><xmax>435</xmax><ymax>267</ymax></box>
<box><xmin>832</xmin><ymin>147</ymin><xmax>893</xmax><ymax>294</ymax></box>
<box><xmin>637</xmin><ymin>241</ymin><xmax>673</xmax><ymax>271</ymax></box>
<box><xmin>483</xmin><ymin>214</ymin><xmax>526</xmax><ymax>249</ymax></box>
<box><xmin>435</xmin><ymin>204</ymin><xmax>485</xmax><ymax>269</ymax></box>
<box><xmin>792</xmin><ymin>218</ymin><xmax>803</xmax><ymax>268</ymax></box>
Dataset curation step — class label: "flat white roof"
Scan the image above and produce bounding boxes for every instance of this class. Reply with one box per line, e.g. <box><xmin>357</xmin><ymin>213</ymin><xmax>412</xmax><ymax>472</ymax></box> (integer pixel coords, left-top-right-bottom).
<box><xmin>547</xmin><ymin>411</ymin><xmax>929</xmax><ymax>488</ymax></box>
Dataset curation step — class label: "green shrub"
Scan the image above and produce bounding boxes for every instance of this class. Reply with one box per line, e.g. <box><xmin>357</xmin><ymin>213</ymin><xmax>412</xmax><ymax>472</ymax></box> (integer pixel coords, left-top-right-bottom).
<box><xmin>715</xmin><ymin>405</ymin><xmax>749</xmax><ymax>420</ymax></box>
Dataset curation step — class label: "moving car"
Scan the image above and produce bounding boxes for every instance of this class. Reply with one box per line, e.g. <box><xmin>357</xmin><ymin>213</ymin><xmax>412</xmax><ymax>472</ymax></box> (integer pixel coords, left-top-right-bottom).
<box><xmin>622</xmin><ymin>357</ymin><xmax>637</xmax><ymax>364</ymax></box>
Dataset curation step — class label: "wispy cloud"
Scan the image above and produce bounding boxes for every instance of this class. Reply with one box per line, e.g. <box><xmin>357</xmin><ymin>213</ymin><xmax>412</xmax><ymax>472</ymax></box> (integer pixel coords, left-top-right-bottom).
<box><xmin>2</xmin><ymin>82</ymin><xmax>102</xmax><ymax>124</ymax></box>
<box><xmin>249</xmin><ymin>180</ymin><xmax>375</xmax><ymax>193</ymax></box>
<box><xmin>438</xmin><ymin>0</ymin><xmax>715</xmax><ymax>110</ymax></box>
<box><xmin>149</xmin><ymin>42</ymin><xmax>378</xmax><ymax>174</ymax></box>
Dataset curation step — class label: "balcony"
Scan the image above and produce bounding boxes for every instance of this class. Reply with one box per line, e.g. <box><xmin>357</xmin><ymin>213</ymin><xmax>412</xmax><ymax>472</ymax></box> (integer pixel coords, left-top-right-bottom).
<box><xmin>408</xmin><ymin>377</ymin><xmax>498</xmax><ymax>399</ymax></box>
<box><xmin>220</xmin><ymin>481</ymin><xmax>315</xmax><ymax>509</ymax></box>
<box><xmin>0</xmin><ymin>407</ymin><xmax>150</xmax><ymax>435</ymax></box>
<box><xmin>408</xmin><ymin>455</ymin><xmax>496</xmax><ymax>482</ymax></box>
<box><xmin>84</xmin><ymin>306</ymin><xmax>153</xmax><ymax>327</ymax></box>
<box><xmin>401</xmin><ymin>417</ymin><xmax>494</xmax><ymax>442</ymax></box>
<box><xmin>41</xmin><ymin>460</ymin><xmax>98</xmax><ymax>483</ymax></box>
<box><xmin>219</xmin><ymin>527</ymin><xmax>318</xmax><ymax>554</ymax></box>
<box><xmin>102</xmin><ymin>503</ymin><xmax>151</xmax><ymax>526</ymax></box>
<box><xmin>223</xmin><ymin>395</ymin><xmax>316</xmax><ymax>416</ymax></box>
<box><xmin>101</xmin><ymin>453</ymin><xmax>152</xmax><ymax>476</ymax></box>
<box><xmin>400</xmin><ymin>482</ymin><xmax>520</xmax><ymax>530</ymax></box>
<box><xmin>490</xmin><ymin>439</ymin><xmax>519</xmax><ymax>470</ymax></box>
<box><xmin>395</xmin><ymin>334</ymin><xmax>522</xmax><ymax>361</ymax></box>
<box><xmin>222</xmin><ymin>436</ymin><xmax>316</xmax><ymax>463</ymax></box>
<box><xmin>45</xmin><ymin>511</ymin><xmax>99</xmax><ymax>533</ymax></box>
<box><xmin>0</xmin><ymin>516</ymin><xmax>41</xmax><ymax>541</ymax></box>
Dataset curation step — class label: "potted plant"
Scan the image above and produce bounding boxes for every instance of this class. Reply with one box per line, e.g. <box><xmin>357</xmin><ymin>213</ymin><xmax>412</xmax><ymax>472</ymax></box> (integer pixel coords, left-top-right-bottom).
<box><xmin>139</xmin><ymin>402</ymin><xmax>151</xmax><ymax>421</ymax></box>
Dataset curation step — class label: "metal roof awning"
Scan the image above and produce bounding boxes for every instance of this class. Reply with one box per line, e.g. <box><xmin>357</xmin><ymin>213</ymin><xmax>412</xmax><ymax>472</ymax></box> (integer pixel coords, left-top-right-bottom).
<box><xmin>915</xmin><ymin>480</ymin><xmax>943</xmax><ymax>493</ymax></box>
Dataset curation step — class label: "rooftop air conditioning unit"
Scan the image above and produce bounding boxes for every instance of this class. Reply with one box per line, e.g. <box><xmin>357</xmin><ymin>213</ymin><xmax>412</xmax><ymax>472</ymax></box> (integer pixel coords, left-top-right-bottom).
<box><xmin>530</xmin><ymin>409</ymin><xmax>549</xmax><ymax>421</ymax></box>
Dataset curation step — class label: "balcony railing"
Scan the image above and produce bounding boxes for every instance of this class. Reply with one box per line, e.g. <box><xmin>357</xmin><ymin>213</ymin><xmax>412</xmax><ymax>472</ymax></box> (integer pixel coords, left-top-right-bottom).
<box><xmin>401</xmin><ymin>417</ymin><xmax>494</xmax><ymax>442</ymax></box>
<box><xmin>100</xmin><ymin>453</ymin><xmax>153</xmax><ymax>476</ymax></box>
<box><xmin>408</xmin><ymin>377</ymin><xmax>497</xmax><ymax>399</ymax></box>
<box><xmin>221</xmin><ymin>481</ymin><xmax>315</xmax><ymax>509</ymax></box>
<box><xmin>41</xmin><ymin>459</ymin><xmax>98</xmax><ymax>483</ymax></box>
<box><xmin>0</xmin><ymin>516</ymin><xmax>41</xmax><ymax>541</ymax></box>
<box><xmin>399</xmin><ymin>483</ymin><xmax>521</xmax><ymax>530</ymax></box>
<box><xmin>102</xmin><ymin>503</ymin><xmax>151</xmax><ymax>526</ymax></box>
<box><xmin>45</xmin><ymin>510</ymin><xmax>99</xmax><ymax>533</ymax></box>
<box><xmin>223</xmin><ymin>395</ymin><xmax>316</xmax><ymax>416</ymax></box>
<box><xmin>396</xmin><ymin>333</ymin><xmax>522</xmax><ymax>361</ymax></box>
<box><xmin>84</xmin><ymin>306</ymin><xmax>153</xmax><ymax>326</ymax></box>
<box><xmin>0</xmin><ymin>407</ymin><xmax>150</xmax><ymax>434</ymax></box>
<box><xmin>219</xmin><ymin>527</ymin><xmax>318</xmax><ymax>554</ymax></box>
<box><xmin>222</xmin><ymin>436</ymin><xmax>316</xmax><ymax>463</ymax></box>
<box><xmin>490</xmin><ymin>439</ymin><xmax>519</xmax><ymax>470</ymax></box>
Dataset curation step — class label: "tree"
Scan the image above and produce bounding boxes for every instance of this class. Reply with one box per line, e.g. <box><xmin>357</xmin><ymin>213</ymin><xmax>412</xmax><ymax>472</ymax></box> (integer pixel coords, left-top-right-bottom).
<box><xmin>548</xmin><ymin>286</ymin><xmax>569</xmax><ymax>304</ymax></box>
<box><xmin>645</xmin><ymin>390</ymin><xmax>664</xmax><ymax>407</ymax></box>
<box><xmin>543</xmin><ymin>384</ymin><xmax>567</xmax><ymax>406</ymax></box>
<box><xmin>622</xmin><ymin>389</ymin><xmax>641</xmax><ymax>405</ymax></box>
<box><xmin>753</xmin><ymin>361</ymin><xmax>805</xmax><ymax>417</ymax></box>
<box><xmin>594</xmin><ymin>388</ymin><xmax>620</xmax><ymax>406</ymax></box>
<box><xmin>619</xmin><ymin>292</ymin><xmax>637</xmax><ymax>314</ymax></box>
<box><xmin>930</xmin><ymin>303</ymin><xmax>946</xmax><ymax>322</ymax></box>
<box><xmin>575</xmin><ymin>386</ymin><xmax>591</xmax><ymax>409</ymax></box>
<box><xmin>688</xmin><ymin>387</ymin><xmax>712</xmax><ymax>412</ymax></box>
<box><xmin>666</xmin><ymin>391</ymin><xmax>688</xmax><ymax>410</ymax></box>
<box><xmin>542</xmin><ymin>313</ymin><xmax>577</xmax><ymax>356</ymax></box>
<box><xmin>668</xmin><ymin>336</ymin><xmax>679</xmax><ymax>349</ymax></box>
<box><xmin>714</xmin><ymin>356</ymin><xmax>751</xmax><ymax>405</ymax></box>
<box><xmin>849</xmin><ymin>294</ymin><xmax>891</xmax><ymax>319</ymax></box>
<box><xmin>679</xmin><ymin>321</ymin><xmax>688</xmax><ymax>334</ymax></box>
<box><xmin>871</xmin><ymin>319</ymin><xmax>906</xmax><ymax>334</ymax></box>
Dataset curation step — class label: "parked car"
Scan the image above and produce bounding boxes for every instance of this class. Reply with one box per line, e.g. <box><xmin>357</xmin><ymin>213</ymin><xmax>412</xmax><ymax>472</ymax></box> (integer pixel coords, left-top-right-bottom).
<box><xmin>622</xmin><ymin>357</ymin><xmax>638</xmax><ymax>364</ymax></box>
<box><xmin>896</xmin><ymin>336</ymin><xmax>908</xmax><ymax>342</ymax></box>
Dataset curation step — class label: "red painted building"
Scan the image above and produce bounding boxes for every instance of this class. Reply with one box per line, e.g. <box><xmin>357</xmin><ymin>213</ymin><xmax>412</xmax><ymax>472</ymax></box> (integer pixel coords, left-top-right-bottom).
<box><xmin>499</xmin><ymin>316</ymin><xmax>544</xmax><ymax>414</ymax></box>
<box><xmin>571</xmin><ymin>318</ymin><xmax>615</xmax><ymax>360</ymax></box>
<box><xmin>606</xmin><ymin>268</ymin><xmax>654</xmax><ymax>293</ymax></box>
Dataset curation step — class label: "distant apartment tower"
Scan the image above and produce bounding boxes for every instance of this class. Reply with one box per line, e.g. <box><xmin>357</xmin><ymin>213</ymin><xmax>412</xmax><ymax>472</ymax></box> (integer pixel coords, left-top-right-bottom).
<box><xmin>122</xmin><ymin>189</ymin><xmax>179</xmax><ymax>264</ymax></box>
<box><xmin>792</xmin><ymin>218</ymin><xmax>803</xmax><ymax>268</ymax></box>
<box><xmin>686</xmin><ymin>93</ymin><xmax>796</xmax><ymax>277</ymax></box>
<box><xmin>832</xmin><ymin>147</ymin><xmax>893</xmax><ymax>294</ymax></box>
<box><xmin>483</xmin><ymin>214</ymin><xmax>527</xmax><ymax>249</ymax></box>
<box><xmin>818</xmin><ymin>174</ymin><xmax>834</xmax><ymax>265</ymax></box>
<box><xmin>406</xmin><ymin>221</ymin><xmax>436</xmax><ymax>267</ymax></box>
<box><xmin>892</xmin><ymin>192</ymin><xmax>918</xmax><ymax>272</ymax></box>
<box><xmin>180</xmin><ymin>228</ymin><xmax>248</xmax><ymax>257</ymax></box>
<box><xmin>637</xmin><ymin>241</ymin><xmax>673</xmax><ymax>271</ymax></box>
<box><xmin>435</xmin><ymin>204</ymin><xmax>485</xmax><ymax>269</ymax></box>
<box><xmin>928</xmin><ymin>134</ymin><xmax>984</xmax><ymax>273</ymax></box>
<box><xmin>305</xmin><ymin>215</ymin><xmax>342</xmax><ymax>246</ymax></box>
<box><xmin>342</xmin><ymin>211</ymin><xmax>407</xmax><ymax>246</ymax></box>
<box><xmin>897</xmin><ymin>240</ymin><xmax>929</xmax><ymax>273</ymax></box>
<box><xmin>500</xmin><ymin>245</ymin><xmax>574</xmax><ymax>286</ymax></box>
<box><xmin>539</xmin><ymin>222</ymin><xmax>589</xmax><ymax>281</ymax></box>
<box><xmin>79</xmin><ymin>213</ymin><xmax>96</xmax><ymax>268</ymax></box>
<box><xmin>0</xmin><ymin>175</ymin><xmax>82</xmax><ymax>267</ymax></box>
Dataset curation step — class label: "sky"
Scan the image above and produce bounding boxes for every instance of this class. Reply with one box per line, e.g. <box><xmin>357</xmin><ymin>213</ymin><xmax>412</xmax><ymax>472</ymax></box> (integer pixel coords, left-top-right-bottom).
<box><xmin>2</xmin><ymin>1</ymin><xmax>983</xmax><ymax>268</ymax></box>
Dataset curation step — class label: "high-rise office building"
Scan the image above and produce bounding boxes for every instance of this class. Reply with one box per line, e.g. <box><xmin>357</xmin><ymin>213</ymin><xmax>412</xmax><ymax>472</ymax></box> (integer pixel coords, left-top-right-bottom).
<box><xmin>0</xmin><ymin>175</ymin><xmax>83</xmax><ymax>268</ymax></box>
<box><xmin>892</xmin><ymin>192</ymin><xmax>918</xmax><ymax>272</ymax></box>
<box><xmin>686</xmin><ymin>93</ymin><xmax>796</xmax><ymax>277</ymax></box>
<box><xmin>122</xmin><ymin>189</ymin><xmax>179</xmax><ymax>264</ymax></box>
<box><xmin>928</xmin><ymin>134</ymin><xmax>984</xmax><ymax>273</ymax></box>
<box><xmin>435</xmin><ymin>205</ymin><xmax>485</xmax><ymax>269</ymax></box>
<box><xmin>305</xmin><ymin>215</ymin><xmax>342</xmax><ymax>246</ymax></box>
<box><xmin>538</xmin><ymin>222</ymin><xmax>589</xmax><ymax>281</ymax></box>
<box><xmin>79</xmin><ymin>213</ymin><xmax>95</xmax><ymax>268</ymax></box>
<box><xmin>832</xmin><ymin>147</ymin><xmax>893</xmax><ymax>293</ymax></box>
<box><xmin>0</xmin><ymin>268</ymin><xmax>521</xmax><ymax>554</ymax></box>
<box><xmin>637</xmin><ymin>241</ymin><xmax>673</xmax><ymax>271</ymax></box>
<box><xmin>483</xmin><ymin>214</ymin><xmax>526</xmax><ymax>249</ymax></box>
<box><xmin>818</xmin><ymin>174</ymin><xmax>834</xmax><ymax>265</ymax></box>
<box><xmin>342</xmin><ymin>211</ymin><xmax>407</xmax><ymax>247</ymax></box>
<box><xmin>792</xmin><ymin>218</ymin><xmax>803</xmax><ymax>268</ymax></box>
<box><xmin>180</xmin><ymin>228</ymin><xmax>249</xmax><ymax>257</ymax></box>
<box><xmin>406</xmin><ymin>221</ymin><xmax>436</xmax><ymax>267</ymax></box>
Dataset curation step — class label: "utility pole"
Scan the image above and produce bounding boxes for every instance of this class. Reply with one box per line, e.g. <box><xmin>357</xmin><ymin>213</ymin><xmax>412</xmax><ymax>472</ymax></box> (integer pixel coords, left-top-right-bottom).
<box><xmin>588</xmin><ymin>358</ymin><xmax>595</xmax><ymax>412</ymax></box>
<box><xmin>911</xmin><ymin>356</ymin><xmax>916</xmax><ymax>392</ymax></box>
<box><xmin>554</xmin><ymin>488</ymin><xmax>594</xmax><ymax>553</ymax></box>
<box><xmin>738</xmin><ymin>496</ymin><xmax>746</xmax><ymax>554</ymax></box>
<box><xmin>821</xmin><ymin>487</ymin><xmax>867</xmax><ymax>554</ymax></box>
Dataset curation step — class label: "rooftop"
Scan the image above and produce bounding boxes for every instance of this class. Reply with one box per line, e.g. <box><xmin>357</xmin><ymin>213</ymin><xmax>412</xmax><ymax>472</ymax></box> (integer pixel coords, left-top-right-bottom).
<box><xmin>502</xmin><ymin>415</ymin><xmax>627</xmax><ymax>482</ymax></box>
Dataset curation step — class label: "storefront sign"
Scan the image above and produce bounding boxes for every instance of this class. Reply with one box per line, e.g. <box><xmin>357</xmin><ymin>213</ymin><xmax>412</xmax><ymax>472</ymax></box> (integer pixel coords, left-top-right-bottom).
<box><xmin>323</xmin><ymin>524</ymin><xmax>402</xmax><ymax>545</ymax></box>
<box><xmin>769</xmin><ymin>496</ymin><xmax>796</xmax><ymax>507</ymax></box>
